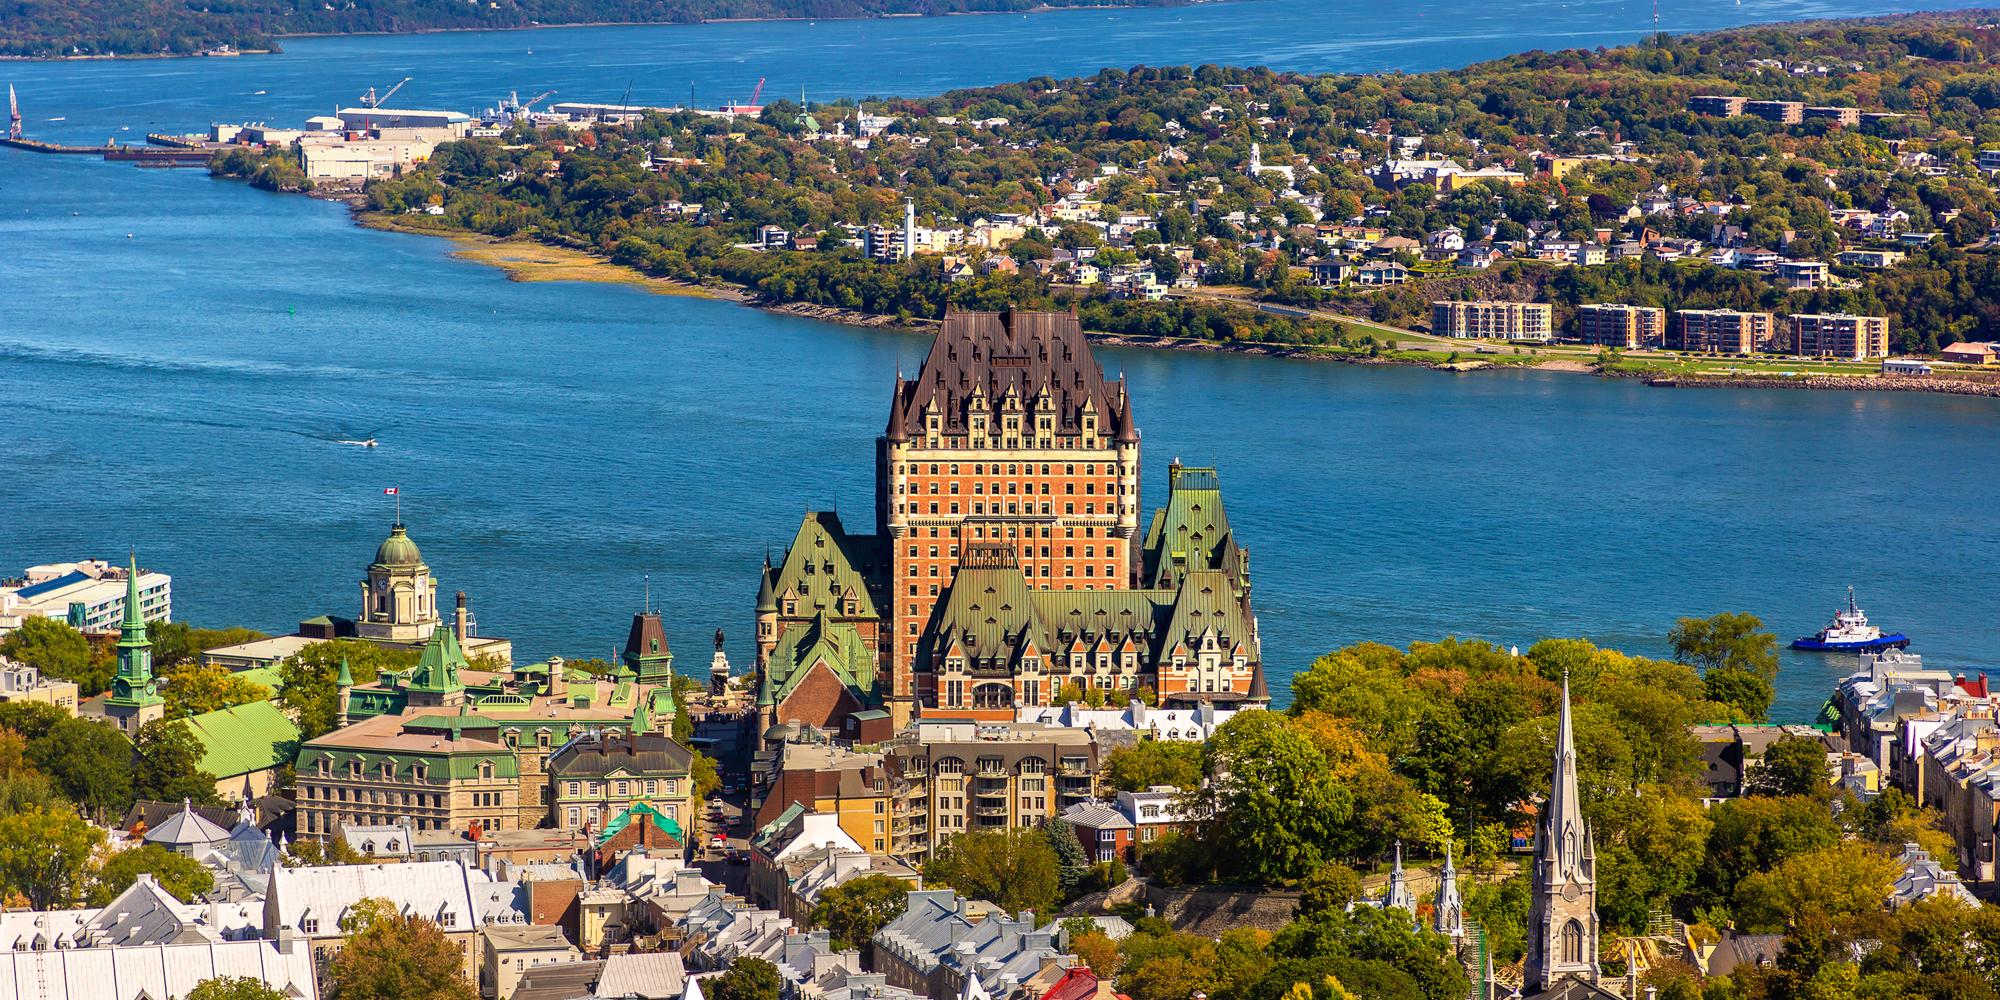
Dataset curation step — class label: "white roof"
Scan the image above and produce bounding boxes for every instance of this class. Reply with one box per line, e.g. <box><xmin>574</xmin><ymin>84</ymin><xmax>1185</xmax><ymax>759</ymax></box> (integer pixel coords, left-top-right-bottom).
<box><xmin>0</xmin><ymin>938</ymin><xmax>318</xmax><ymax>1000</ymax></box>
<box><xmin>267</xmin><ymin>860</ymin><xmax>487</xmax><ymax>936</ymax></box>
<box><xmin>596</xmin><ymin>952</ymin><xmax>687</xmax><ymax>998</ymax></box>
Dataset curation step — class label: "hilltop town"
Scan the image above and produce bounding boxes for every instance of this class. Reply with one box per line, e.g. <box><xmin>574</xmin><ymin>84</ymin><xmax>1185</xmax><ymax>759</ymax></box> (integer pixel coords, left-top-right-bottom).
<box><xmin>169</xmin><ymin>12</ymin><xmax>2000</xmax><ymax>391</ymax></box>
<box><xmin>1</xmin><ymin>310</ymin><xmax>1994</xmax><ymax>1000</ymax></box>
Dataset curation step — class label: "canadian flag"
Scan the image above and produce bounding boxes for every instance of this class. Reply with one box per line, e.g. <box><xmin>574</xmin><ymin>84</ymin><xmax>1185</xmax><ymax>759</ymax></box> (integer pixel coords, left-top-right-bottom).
<box><xmin>383</xmin><ymin>487</ymin><xmax>399</xmax><ymax>495</ymax></box>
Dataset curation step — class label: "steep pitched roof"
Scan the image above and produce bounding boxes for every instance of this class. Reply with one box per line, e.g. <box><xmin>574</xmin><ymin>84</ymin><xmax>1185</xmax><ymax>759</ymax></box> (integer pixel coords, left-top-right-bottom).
<box><xmin>762</xmin><ymin>612</ymin><xmax>876</xmax><ymax>709</ymax></box>
<box><xmin>885</xmin><ymin>309</ymin><xmax>1132</xmax><ymax>441</ymax></box>
<box><xmin>1141</xmin><ymin>465</ymin><xmax>1248</xmax><ymax>588</ymax></box>
<box><xmin>771</xmin><ymin>512</ymin><xmax>884</xmax><ymax>620</ymax></box>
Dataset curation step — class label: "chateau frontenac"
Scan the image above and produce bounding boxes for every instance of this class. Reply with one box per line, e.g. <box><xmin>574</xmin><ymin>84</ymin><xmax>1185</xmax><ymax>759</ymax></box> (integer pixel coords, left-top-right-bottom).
<box><xmin>754</xmin><ymin>309</ymin><xmax>1269</xmax><ymax>733</ymax></box>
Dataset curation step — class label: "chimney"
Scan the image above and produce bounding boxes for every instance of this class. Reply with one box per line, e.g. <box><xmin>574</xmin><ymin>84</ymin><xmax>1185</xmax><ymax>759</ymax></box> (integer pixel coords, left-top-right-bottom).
<box><xmin>548</xmin><ymin>655</ymin><xmax>568</xmax><ymax>700</ymax></box>
<box><xmin>454</xmin><ymin>591</ymin><xmax>469</xmax><ymax>641</ymax></box>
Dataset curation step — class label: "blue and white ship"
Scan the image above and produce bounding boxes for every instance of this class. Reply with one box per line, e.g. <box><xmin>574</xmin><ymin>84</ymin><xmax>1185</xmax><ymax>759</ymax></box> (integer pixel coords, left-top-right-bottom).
<box><xmin>1792</xmin><ymin>587</ymin><xmax>1910</xmax><ymax>653</ymax></box>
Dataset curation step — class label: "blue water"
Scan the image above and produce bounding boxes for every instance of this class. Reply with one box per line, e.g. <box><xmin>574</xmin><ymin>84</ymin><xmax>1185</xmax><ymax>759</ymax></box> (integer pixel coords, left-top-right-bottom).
<box><xmin>3</xmin><ymin>0</ymin><xmax>1995</xmax><ymax>722</ymax></box>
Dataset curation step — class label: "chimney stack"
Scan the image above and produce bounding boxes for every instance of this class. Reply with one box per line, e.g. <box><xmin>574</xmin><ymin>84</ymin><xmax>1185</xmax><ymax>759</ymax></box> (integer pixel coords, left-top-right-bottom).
<box><xmin>454</xmin><ymin>591</ymin><xmax>469</xmax><ymax>641</ymax></box>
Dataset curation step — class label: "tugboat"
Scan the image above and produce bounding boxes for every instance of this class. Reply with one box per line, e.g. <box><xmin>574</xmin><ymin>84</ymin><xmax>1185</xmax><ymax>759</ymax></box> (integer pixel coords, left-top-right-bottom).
<box><xmin>1791</xmin><ymin>587</ymin><xmax>1910</xmax><ymax>653</ymax></box>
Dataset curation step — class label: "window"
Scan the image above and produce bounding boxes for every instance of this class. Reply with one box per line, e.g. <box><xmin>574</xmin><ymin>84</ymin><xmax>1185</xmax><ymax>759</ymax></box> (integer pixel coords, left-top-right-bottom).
<box><xmin>1560</xmin><ymin>920</ymin><xmax>1585</xmax><ymax>964</ymax></box>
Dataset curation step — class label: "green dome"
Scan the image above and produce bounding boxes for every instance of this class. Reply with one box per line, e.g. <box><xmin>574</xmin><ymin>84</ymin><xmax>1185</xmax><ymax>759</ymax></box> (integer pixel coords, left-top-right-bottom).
<box><xmin>372</xmin><ymin>523</ymin><xmax>425</xmax><ymax>568</ymax></box>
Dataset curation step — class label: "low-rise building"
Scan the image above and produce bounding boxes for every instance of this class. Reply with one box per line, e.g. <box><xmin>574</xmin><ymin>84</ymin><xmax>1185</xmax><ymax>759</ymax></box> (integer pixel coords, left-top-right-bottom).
<box><xmin>1688</xmin><ymin>95</ymin><xmax>1748</xmax><ymax>117</ymax></box>
<box><xmin>1942</xmin><ymin>341</ymin><xmax>2000</xmax><ymax>366</ymax></box>
<box><xmin>872</xmin><ymin>889</ymin><xmax>1072</xmax><ymax>1000</ymax></box>
<box><xmin>1803</xmin><ymin>106</ymin><xmax>1861</xmax><ymax>127</ymax></box>
<box><xmin>0</xmin><ymin>658</ymin><xmax>78</xmax><ymax>714</ymax></box>
<box><xmin>481</xmin><ymin>923</ymin><xmax>582</xmax><ymax>1000</ymax></box>
<box><xmin>1775</xmin><ymin>259</ymin><xmax>1830</xmax><ymax>290</ymax></box>
<box><xmin>1836</xmin><ymin>249</ymin><xmax>1905</xmax><ymax>270</ymax></box>
<box><xmin>264</xmin><ymin>859</ymin><xmax>524</xmax><ymax>983</ymax></box>
<box><xmin>1791</xmin><ymin>313</ymin><xmax>1891</xmax><ymax>360</ymax></box>
<box><xmin>1574</xmin><ymin>303</ymin><xmax>1666</xmax><ymax>348</ymax></box>
<box><xmin>1431</xmin><ymin>300</ymin><xmax>1553</xmax><ymax>341</ymax></box>
<box><xmin>547</xmin><ymin>728</ymin><xmax>697</xmax><ymax>836</ymax></box>
<box><xmin>1014</xmin><ymin>699</ymin><xmax>1245</xmax><ymax>741</ymax></box>
<box><xmin>1744</xmin><ymin>100</ymin><xmax>1805</xmax><ymax>124</ymax></box>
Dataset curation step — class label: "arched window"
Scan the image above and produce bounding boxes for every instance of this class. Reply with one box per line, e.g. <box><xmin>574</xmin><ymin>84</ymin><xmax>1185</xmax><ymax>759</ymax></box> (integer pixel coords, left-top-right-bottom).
<box><xmin>1560</xmin><ymin>919</ymin><xmax>1585</xmax><ymax>965</ymax></box>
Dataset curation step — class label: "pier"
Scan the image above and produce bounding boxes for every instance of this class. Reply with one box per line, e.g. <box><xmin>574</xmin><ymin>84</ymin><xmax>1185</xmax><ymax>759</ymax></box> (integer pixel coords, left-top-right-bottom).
<box><xmin>3</xmin><ymin>137</ymin><xmax>217</xmax><ymax>166</ymax></box>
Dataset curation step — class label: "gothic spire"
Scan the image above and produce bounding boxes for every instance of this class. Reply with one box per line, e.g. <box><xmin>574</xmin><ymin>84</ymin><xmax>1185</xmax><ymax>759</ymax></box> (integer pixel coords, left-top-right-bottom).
<box><xmin>1548</xmin><ymin>667</ymin><xmax>1587</xmax><ymax>882</ymax></box>
<box><xmin>1434</xmin><ymin>839</ymin><xmax>1464</xmax><ymax>939</ymax></box>
<box><xmin>1523</xmin><ymin>667</ymin><xmax>1601</xmax><ymax>993</ymax></box>
<box><xmin>1384</xmin><ymin>840</ymin><xmax>1415</xmax><ymax>918</ymax></box>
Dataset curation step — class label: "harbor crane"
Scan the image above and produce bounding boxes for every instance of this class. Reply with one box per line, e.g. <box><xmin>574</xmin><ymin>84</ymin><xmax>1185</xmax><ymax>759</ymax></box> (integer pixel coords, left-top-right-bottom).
<box><xmin>359</xmin><ymin>77</ymin><xmax>411</xmax><ymax>109</ymax></box>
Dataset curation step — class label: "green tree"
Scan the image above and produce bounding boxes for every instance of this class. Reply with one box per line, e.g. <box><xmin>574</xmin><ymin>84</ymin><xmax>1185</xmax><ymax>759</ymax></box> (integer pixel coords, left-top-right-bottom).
<box><xmin>26</xmin><ymin>717</ymin><xmax>134</xmax><ymax>818</ymax></box>
<box><xmin>1105</xmin><ymin>740</ymin><xmax>1205</xmax><ymax>791</ymax></box>
<box><xmin>707</xmin><ymin>957</ymin><xmax>784</xmax><ymax>1000</ymax></box>
<box><xmin>325</xmin><ymin>899</ymin><xmax>478</xmax><ymax>1000</ymax></box>
<box><xmin>1747</xmin><ymin>735</ymin><xmax>1832</xmax><ymax>798</ymax></box>
<box><xmin>1</xmin><ymin>617</ymin><xmax>111</xmax><ymax>695</ymax></box>
<box><xmin>89</xmin><ymin>844</ymin><xmax>216</xmax><ymax>905</ymax></box>
<box><xmin>810</xmin><ymin>873</ymin><xmax>910</xmax><ymax>950</ymax></box>
<box><xmin>924</xmin><ymin>827</ymin><xmax>1062</xmax><ymax>916</ymax></box>
<box><xmin>279</xmin><ymin>640</ymin><xmax>415</xmax><ymax>739</ymax></box>
<box><xmin>1296</xmin><ymin>864</ymin><xmax>1364</xmax><ymax>921</ymax></box>
<box><xmin>0</xmin><ymin>806</ymin><xmax>106</xmax><ymax>909</ymax></box>
<box><xmin>1703</xmin><ymin>668</ymin><xmax>1774</xmax><ymax>722</ymax></box>
<box><xmin>163</xmin><ymin>660</ymin><xmax>271</xmax><ymax>717</ymax></box>
<box><xmin>1197</xmin><ymin>711</ymin><xmax>1352</xmax><ymax>883</ymax></box>
<box><xmin>1699</xmin><ymin>795</ymin><xmax>1841</xmax><ymax>911</ymax></box>
<box><xmin>187</xmin><ymin>979</ymin><xmax>291</xmax><ymax>1000</ymax></box>
<box><xmin>1669</xmin><ymin>612</ymin><xmax>1779</xmax><ymax>681</ymax></box>
<box><xmin>134</xmin><ymin>718</ymin><xmax>222</xmax><ymax>805</ymax></box>
<box><xmin>1050</xmin><ymin>819</ymin><xmax>1091</xmax><ymax>898</ymax></box>
<box><xmin>1732</xmin><ymin>842</ymin><xmax>1900</xmax><ymax>934</ymax></box>
<box><xmin>148</xmin><ymin>623</ymin><xmax>267</xmax><ymax>671</ymax></box>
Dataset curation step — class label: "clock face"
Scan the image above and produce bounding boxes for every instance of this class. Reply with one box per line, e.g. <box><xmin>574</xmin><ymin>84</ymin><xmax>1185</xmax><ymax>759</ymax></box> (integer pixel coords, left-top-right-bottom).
<box><xmin>1561</xmin><ymin>883</ymin><xmax>1581</xmax><ymax>902</ymax></box>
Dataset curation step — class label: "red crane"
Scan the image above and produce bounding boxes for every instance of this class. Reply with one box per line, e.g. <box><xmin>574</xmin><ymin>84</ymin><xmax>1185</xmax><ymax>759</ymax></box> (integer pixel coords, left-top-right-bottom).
<box><xmin>722</xmin><ymin>77</ymin><xmax>767</xmax><ymax>117</ymax></box>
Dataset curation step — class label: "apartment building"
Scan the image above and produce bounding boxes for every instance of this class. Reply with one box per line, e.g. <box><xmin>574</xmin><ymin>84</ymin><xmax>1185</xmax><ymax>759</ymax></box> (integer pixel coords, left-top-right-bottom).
<box><xmin>883</xmin><ymin>720</ymin><xmax>1108</xmax><ymax>862</ymax></box>
<box><xmin>1574</xmin><ymin>303</ymin><xmax>1666</xmax><ymax>348</ymax></box>
<box><xmin>1744</xmin><ymin>100</ymin><xmax>1805</xmax><ymax>124</ymax></box>
<box><xmin>1675</xmin><ymin>310</ymin><xmax>1775</xmax><ymax>354</ymax></box>
<box><xmin>1791</xmin><ymin>313</ymin><xmax>1891</xmax><ymax>360</ymax></box>
<box><xmin>1432</xmin><ymin>300</ymin><xmax>1554</xmax><ymax>341</ymax></box>
<box><xmin>1688</xmin><ymin>95</ymin><xmax>1748</xmax><ymax>117</ymax></box>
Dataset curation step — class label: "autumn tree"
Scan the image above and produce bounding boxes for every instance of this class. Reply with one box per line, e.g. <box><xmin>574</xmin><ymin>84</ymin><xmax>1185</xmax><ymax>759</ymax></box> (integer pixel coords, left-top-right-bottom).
<box><xmin>187</xmin><ymin>979</ymin><xmax>290</xmax><ymax>1000</ymax></box>
<box><xmin>810</xmin><ymin>873</ymin><xmax>910</xmax><ymax>950</ymax></box>
<box><xmin>163</xmin><ymin>661</ymin><xmax>271</xmax><ymax>717</ymax></box>
<box><xmin>0</xmin><ymin>617</ymin><xmax>111</xmax><ymax>695</ymax></box>
<box><xmin>279</xmin><ymin>640</ymin><xmax>415</xmax><ymax>739</ymax></box>
<box><xmin>1195</xmin><ymin>710</ymin><xmax>1352</xmax><ymax>883</ymax></box>
<box><xmin>1746</xmin><ymin>735</ymin><xmax>1832</xmax><ymax>798</ymax></box>
<box><xmin>325</xmin><ymin>898</ymin><xmax>478</xmax><ymax>1000</ymax></box>
<box><xmin>0</xmin><ymin>806</ymin><xmax>106</xmax><ymax>909</ymax></box>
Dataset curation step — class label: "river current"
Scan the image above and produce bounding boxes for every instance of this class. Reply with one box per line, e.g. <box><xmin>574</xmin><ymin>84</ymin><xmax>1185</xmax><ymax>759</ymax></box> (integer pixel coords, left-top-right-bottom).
<box><xmin>3</xmin><ymin>0</ymin><xmax>1994</xmax><ymax>720</ymax></box>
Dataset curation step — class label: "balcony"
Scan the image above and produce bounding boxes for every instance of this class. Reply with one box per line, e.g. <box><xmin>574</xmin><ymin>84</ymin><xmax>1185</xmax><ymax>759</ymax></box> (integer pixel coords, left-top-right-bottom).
<box><xmin>973</xmin><ymin>803</ymin><xmax>1010</xmax><ymax>819</ymax></box>
<box><xmin>973</xmin><ymin>764</ymin><xmax>1007</xmax><ymax>779</ymax></box>
<box><xmin>1056</xmin><ymin>763</ymin><xmax>1091</xmax><ymax>777</ymax></box>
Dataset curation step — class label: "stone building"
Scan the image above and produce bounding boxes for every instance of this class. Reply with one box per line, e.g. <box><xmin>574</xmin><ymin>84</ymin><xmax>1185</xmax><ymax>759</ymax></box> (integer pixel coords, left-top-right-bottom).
<box><xmin>754</xmin><ymin>309</ymin><xmax>1267</xmax><ymax>733</ymax></box>
<box><xmin>103</xmin><ymin>553</ymin><xmax>165</xmax><ymax>736</ymax></box>
<box><xmin>881</xmin><ymin>720</ymin><xmax>1108</xmax><ymax>862</ymax></box>
<box><xmin>1521</xmin><ymin>673</ymin><xmax>1621</xmax><ymax>1000</ymax></box>
<box><xmin>547</xmin><ymin>728</ymin><xmax>697</xmax><ymax>836</ymax></box>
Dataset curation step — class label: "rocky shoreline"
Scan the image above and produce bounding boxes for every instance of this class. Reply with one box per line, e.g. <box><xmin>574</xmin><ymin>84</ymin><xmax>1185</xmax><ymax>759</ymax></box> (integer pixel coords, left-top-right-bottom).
<box><xmin>1618</xmin><ymin>370</ymin><xmax>2000</xmax><ymax>398</ymax></box>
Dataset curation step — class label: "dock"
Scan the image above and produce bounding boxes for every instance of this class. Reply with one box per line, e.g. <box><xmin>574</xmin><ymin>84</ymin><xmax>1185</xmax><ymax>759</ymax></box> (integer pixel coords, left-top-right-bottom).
<box><xmin>3</xmin><ymin>136</ymin><xmax>217</xmax><ymax>165</ymax></box>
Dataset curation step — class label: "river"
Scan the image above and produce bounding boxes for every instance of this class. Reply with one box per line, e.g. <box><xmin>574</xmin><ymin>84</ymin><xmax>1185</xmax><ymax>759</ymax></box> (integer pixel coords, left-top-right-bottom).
<box><xmin>3</xmin><ymin>0</ymin><xmax>1994</xmax><ymax>721</ymax></box>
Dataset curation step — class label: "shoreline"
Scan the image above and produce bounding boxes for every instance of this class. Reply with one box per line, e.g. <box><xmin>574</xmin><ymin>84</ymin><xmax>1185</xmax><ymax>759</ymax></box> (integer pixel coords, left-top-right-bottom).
<box><xmin>346</xmin><ymin>204</ymin><xmax>2000</xmax><ymax>397</ymax></box>
<box><xmin>0</xmin><ymin>0</ymin><xmax>1209</xmax><ymax>63</ymax></box>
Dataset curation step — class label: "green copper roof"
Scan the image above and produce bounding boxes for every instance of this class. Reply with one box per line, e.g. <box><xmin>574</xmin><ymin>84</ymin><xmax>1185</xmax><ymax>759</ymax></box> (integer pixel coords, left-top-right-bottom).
<box><xmin>109</xmin><ymin>553</ymin><xmax>161</xmax><ymax>709</ymax></box>
<box><xmin>596</xmin><ymin>801</ymin><xmax>684</xmax><ymax>847</ymax></box>
<box><xmin>1142</xmin><ymin>465</ymin><xmax>1246</xmax><ymax>588</ymax></box>
<box><xmin>176</xmin><ymin>700</ymin><xmax>302</xmax><ymax>779</ymax></box>
<box><xmin>762</xmin><ymin>610</ymin><xmax>876</xmax><ymax>709</ymax></box>
<box><xmin>372</xmin><ymin>522</ymin><xmax>425</xmax><ymax>569</ymax></box>
<box><xmin>770</xmin><ymin>512</ymin><xmax>883</xmax><ymax>620</ymax></box>
<box><xmin>404</xmin><ymin>707</ymin><xmax>501</xmax><ymax>738</ymax></box>
<box><xmin>406</xmin><ymin>628</ymin><xmax>467</xmax><ymax>694</ymax></box>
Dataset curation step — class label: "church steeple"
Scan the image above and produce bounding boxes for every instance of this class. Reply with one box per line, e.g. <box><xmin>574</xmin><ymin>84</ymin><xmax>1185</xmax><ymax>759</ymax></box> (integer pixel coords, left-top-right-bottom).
<box><xmin>1384</xmin><ymin>840</ymin><xmax>1415</xmax><ymax>918</ymax></box>
<box><xmin>1524</xmin><ymin>668</ymin><xmax>1601</xmax><ymax>994</ymax></box>
<box><xmin>105</xmin><ymin>552</ymin><xmax>164</xmax><ymax>734</ymax></box>
<box><xmin>1433</xmin><ymin>839</ymin><xmax>1464</xmax><ymax>940</ymax></box>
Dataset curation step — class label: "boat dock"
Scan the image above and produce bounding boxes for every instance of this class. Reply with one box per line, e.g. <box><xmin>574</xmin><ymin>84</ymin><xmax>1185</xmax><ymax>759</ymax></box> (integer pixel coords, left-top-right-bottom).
<box><xmin>3</xmin><ymin>136</ymin><xmax>217</xmax><ymax>166</ymax></box>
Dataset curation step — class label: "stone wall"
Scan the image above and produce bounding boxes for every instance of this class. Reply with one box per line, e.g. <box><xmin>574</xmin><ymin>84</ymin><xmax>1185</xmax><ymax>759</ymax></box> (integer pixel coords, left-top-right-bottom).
<box><xmin>1144</xmin><ymin>881</ymin><xmax>1302</xmax><ymax>935</ymax></box>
